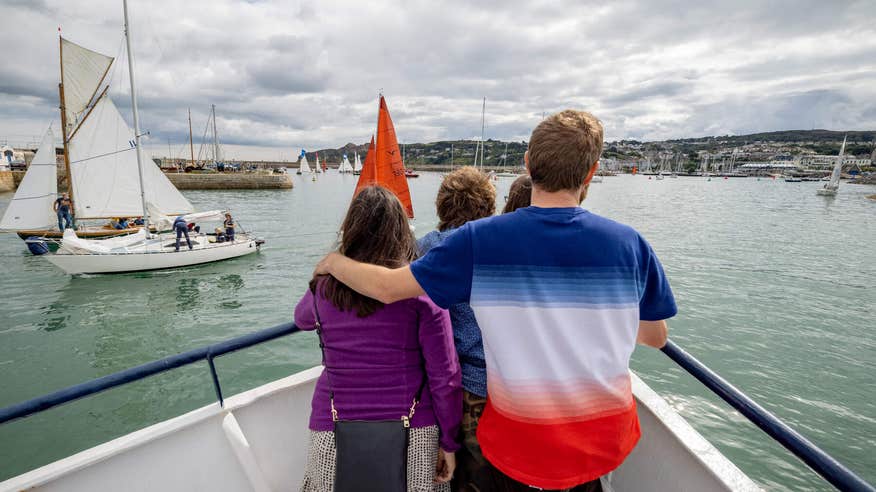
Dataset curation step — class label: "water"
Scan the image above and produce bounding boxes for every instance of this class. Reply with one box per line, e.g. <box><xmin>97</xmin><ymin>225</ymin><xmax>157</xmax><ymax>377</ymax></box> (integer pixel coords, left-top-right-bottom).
<box><xmin>0</xmin><ymin>173</ymin><xmax>874</xmax><ymax>490</ymax></box>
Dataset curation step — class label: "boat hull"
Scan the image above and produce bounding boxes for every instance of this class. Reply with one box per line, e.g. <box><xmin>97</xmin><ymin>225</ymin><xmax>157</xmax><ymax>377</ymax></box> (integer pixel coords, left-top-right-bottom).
<box><xmin>16</xmin><ymin>226</ymin><xmax>146</xmax><ymax>240</ymax></box>
<box><xmin>45</xmin><ymin>237</ymin><xmax>261</xmax><ymax>275</ymax></box>
<box><xmin>815</xmin><ymin>188</ymin><xmax>838</xmax><ymax>196</ymax></box>
<box><xmin>0</xmin><ymin>370</ymin><xmax>760</xmax><ymax>492</ymax></box>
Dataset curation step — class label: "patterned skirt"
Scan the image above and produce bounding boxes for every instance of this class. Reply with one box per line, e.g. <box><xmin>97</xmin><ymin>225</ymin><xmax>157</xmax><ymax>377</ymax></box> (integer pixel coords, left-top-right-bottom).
<box><xmin>300</xmin><ymin>425</ymin><xmax>450</xmax><ymax>492</ymax></box>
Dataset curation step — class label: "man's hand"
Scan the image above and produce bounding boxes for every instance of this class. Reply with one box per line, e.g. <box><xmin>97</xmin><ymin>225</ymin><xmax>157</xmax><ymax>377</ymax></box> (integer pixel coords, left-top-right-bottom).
<box><xmin>434</xmin><ymin>449</ymin><xmax>455</xmax><ymax>483</ymax></box>
<box><xmin>314</xmin><ymin>252</ymin><xmax>340</xmax><ymax>276</ymax></box>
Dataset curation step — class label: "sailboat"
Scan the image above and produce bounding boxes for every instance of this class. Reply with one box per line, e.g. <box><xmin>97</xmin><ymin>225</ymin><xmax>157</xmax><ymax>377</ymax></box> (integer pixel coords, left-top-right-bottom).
<box><xmin>43</xmin><ymin>1</ymin><xmax>263</xmax><ymax>275</ymax></box>
<box><xmin>314</xmin><ymin>153</ymin><xmax>321</xmax><ymax>174</ymax></box>
<box><xmin>352</xmin><ymin>152</ymin><xmax>362</xmax><ymax>175</ymax></box>
<box><xmin>354</xmin><ymin>96</ymin><xmax>414</xmax><ymax>218</ymax></box>
<box><xmin>816</xmin><ymin>136</ymin><xmax>845</xmax><ymax>196</ymax></box>
<box><xmin>338</xmin><ymin>154</ymin><xmax>354</xmax><ymax>173</ymax></box>
<box><xmin>1</xmin><ymin>40</ymin><xmax>162</xmax><ymax>242</ymax></box>
<box><xmin>296</xmin><ymin>150</ymin><xmax>311</xmax><ymax>175</ymax></box>
<box><xmin>0</xmin><ymin>129</ymin><xmax>61</xmax><ymax>247</ymax></box>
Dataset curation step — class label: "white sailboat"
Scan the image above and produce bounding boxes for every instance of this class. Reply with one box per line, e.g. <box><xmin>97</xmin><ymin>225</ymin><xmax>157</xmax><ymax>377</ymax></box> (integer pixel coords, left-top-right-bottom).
<box><xmin>816</xmin><ymin>136</ymin><xmax>845</xmax><ymax>197</ymax></box>
<box><xmin>296</xmin><ymin>150</ymin><xmax>311</xmax><ymax>175</ymax></box>
<box><xmin>338</xmin><ymin>154</ymin><xmax>354</xmax><ymax>173</ymax></box>
<box><xmin>44</xmin><ymin>1</ymin><xmax>262</xmax><ymax>275</ymax></box>
<box><xmin>0</xmin><ymin>130</ymin><xmax>58</xmax><ymax>235</ymax></box>
<box><xmin>353</xmin><ymin>152</ymin><xmax>362</xmax><ymax>174</ymax></box>
<box><xmin>314</xmin><ymin>153</ymin><xmax>321</xmax><ymax>174</ymax></box>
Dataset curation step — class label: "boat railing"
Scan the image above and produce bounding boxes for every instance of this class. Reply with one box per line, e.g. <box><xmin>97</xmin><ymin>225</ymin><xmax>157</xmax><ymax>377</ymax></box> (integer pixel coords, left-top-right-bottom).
<box><xmin>0</xmin><ymin>323</ymin><xmax>872</xmax><ymax>492</ymax></box>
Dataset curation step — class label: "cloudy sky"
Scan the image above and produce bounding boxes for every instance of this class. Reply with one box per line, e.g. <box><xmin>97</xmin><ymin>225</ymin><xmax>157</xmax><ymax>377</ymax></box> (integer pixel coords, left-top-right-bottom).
<box><xmin>2</xmin><ymin>0</ymin><xmax>875</xmax><ymax>160</ymax></box>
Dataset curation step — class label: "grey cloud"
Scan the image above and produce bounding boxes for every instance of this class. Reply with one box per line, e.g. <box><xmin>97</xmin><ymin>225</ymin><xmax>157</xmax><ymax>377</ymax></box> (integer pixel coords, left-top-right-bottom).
<box><xmin>1</xmin><ymin>0</ymin><xmax>875</xmax><ymax>156</ymax></box>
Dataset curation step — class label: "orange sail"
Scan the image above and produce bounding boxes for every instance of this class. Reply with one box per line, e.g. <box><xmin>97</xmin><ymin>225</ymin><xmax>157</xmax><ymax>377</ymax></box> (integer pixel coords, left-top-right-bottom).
<box><xmin>353</xmin><ymin>96</ymin><xmax>414</xmax><ymax>218</ymax></box>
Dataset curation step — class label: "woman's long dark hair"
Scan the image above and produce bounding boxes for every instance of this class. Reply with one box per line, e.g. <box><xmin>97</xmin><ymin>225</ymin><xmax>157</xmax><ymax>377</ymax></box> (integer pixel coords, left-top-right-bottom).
<box><xmin>311</xmin><ymin>186</ymin><xmax>418</xmax><ymax>317</ymax></box>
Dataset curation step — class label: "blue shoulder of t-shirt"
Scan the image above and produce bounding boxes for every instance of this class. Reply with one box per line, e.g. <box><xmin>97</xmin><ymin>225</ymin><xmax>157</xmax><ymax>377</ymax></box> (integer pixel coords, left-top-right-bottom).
<box><xmin>411</xmin><ymin>223</ymin><xmax>475</xmax><ymax>309</ymax></box>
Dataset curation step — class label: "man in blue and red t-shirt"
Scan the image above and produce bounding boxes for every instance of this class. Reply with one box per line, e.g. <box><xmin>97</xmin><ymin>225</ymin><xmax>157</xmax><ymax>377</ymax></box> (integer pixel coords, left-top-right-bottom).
<box><xmin>316</xmin><ymin>110</ymin><xmax>676</xmax><ymax>491</ymax></box>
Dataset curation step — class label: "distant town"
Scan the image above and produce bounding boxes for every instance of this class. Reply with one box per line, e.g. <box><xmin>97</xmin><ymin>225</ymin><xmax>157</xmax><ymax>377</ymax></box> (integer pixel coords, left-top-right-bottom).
<box><xmin>3</xmin><ymin>129</ymin><xmax>875</xmax><ymax>178</ymax></box>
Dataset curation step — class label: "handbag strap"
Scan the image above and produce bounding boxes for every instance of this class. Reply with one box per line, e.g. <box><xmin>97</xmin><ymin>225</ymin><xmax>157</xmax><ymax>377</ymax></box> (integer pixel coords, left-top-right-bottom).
<box><xmin>311</xmin><ymin>284</ymin><xmax>426</xmax><ymax>426</ymax></box>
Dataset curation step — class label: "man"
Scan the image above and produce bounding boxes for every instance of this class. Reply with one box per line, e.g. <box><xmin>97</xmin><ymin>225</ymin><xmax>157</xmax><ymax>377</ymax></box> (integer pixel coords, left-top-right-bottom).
<box><xmin>173</xmin><ymin>215</ymin><xmax>193</xmax><ymax>252</ymax></box>
<box><xmin>53</xmin><ymin>193</ymin><xmax>73</xmax><ymax>231</ymax></box>
<box><xmin>315</xmin><ymin>110</ymin><xmax>675</xmax><ymax>491</ymax></box>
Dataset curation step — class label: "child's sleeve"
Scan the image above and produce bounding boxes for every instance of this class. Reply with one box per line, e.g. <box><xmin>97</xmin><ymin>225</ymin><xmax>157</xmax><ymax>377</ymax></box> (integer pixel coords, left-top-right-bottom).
<box><xmin>638</xmin><ymin>236</ymin><xmax>678</xmax><ymax>321</ymax></box>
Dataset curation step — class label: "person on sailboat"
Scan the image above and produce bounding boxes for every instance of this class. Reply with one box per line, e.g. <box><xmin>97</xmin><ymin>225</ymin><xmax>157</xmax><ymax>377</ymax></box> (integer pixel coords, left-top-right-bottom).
<box><xmin>314</xmin><ymin>110</ymin><xmax>675</xmax><ymax>492</ymax></box>
<box><xmin>53</xmin><ymin>193</ymin><xmax>73</xmax><ymax>231</ymax></box>
<box><xmin>223</xmin><ymin>213</ymin><xmax>235</xmax><ymax>241</ymax></box>
<box><xmin>173</xmin><ymin>215</ymin><xmax>193</xmax><ymax>252</ymax></box>
<box><xmin>417</xmin><ymin>166</ymin><xmax>496</xmax><ymax>488</ymax></box>
<box><xmin>296</xmin><ymin>186</ymin><xmax>461</xmax><ymax>491</ymax></box>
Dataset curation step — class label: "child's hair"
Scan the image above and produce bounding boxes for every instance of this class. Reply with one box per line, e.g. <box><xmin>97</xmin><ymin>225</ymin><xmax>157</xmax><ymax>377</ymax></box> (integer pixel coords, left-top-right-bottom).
<box><xmin>528</xmin><ymin>110</ymin><xmax>603</xmax><ymax>192</ymax></box>
<box><xmin>435</xmin><ymin>166</ymin><xmax>496</xmax><ymax>231</ymax></box>
<box><xmin>312</xmin><ymin>186</ymin><xmax>417</xmax><ymax>317</ymax></box>
<box><xmin>502</xmin><ymin>175</ymin><xmax>532</xmax><ymax>214</ymax></box>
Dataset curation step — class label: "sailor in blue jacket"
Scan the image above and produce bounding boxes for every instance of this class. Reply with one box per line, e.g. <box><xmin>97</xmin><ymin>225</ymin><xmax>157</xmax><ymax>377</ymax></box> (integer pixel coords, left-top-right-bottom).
<box><xmin>173</xmin><ymin>216</ymin><xmax>193</xmax><ymax>252</ymax></box>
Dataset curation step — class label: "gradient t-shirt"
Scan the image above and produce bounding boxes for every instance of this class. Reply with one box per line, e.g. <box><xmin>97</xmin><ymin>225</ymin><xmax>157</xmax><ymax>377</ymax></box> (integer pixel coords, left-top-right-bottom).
<box><xmin>410</xmin><ymin>206</ymin><xmax>676</xmax><ymax>489</ymax></box>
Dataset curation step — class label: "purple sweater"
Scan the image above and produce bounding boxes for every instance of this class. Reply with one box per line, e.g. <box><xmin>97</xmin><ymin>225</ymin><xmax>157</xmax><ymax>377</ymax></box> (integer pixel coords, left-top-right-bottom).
<box><xmin>294</xmin><ymin>287</ymin><xmax>462</xmax><ymax>452</ymax></box>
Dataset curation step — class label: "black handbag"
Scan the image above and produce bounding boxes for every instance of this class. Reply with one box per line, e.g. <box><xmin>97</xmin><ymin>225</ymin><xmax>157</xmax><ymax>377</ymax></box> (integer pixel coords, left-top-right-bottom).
<box><xmin>312</xmin><ymin>292</ymin><xmax>426</xmax><ymax>492</ymax></box>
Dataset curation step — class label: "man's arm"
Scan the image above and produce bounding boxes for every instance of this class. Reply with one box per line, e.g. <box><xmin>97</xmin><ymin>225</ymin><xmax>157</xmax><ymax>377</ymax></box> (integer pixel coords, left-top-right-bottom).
<box><xmin>637</xmin><ymin>319</ymin><xmax>668</xmax><ymax>348</ymax></box>
<box><xmin>316</xmin><ymin>252</ymin><xmax>425</xmax><ymax>304</ymax></box>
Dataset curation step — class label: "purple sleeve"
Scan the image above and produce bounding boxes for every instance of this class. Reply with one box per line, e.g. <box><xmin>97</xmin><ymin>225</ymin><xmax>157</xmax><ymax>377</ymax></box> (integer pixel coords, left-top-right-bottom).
<box><xmin>417</xmin><ymin>297</ymin><xmax>462</xmax><ymax>452</ymax></box>
<box><xmin>293</xmin><ymin>289</ymin><xmax>318</xmax><ymax>331</ymax></box>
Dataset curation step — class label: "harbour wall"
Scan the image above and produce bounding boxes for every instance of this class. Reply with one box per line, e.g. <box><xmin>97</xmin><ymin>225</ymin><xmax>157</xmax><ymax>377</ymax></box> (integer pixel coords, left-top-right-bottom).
<box><xmin>0</xmin><ymin>171</ymin><xmax>14</xmax><ymax>192</ymax></box>
<box><xmin>164</xmin><ymin>172</ymin><xmax>293</xmax><ymax>190</ymax></box>
<box><xmin>3</xmin><ymin>170</ymin><xmax>292</xmax><ymax>192</ymax></box>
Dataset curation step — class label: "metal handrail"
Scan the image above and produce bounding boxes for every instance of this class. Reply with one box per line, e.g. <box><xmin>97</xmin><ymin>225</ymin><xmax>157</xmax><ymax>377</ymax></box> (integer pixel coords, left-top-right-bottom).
<box><xmin>0</xmin><ymin>322</ymin><xmax>299</xmax><ymax>425</ymax></box>
<box><xmin>0</xmin><ymin>328</ymin><xmax>872</xmax><ymax>491</ymax></box>
<box><xmin>661</xmin><ymin>341</ymin><xmax>874</xmax><ymax>492</ymax></box>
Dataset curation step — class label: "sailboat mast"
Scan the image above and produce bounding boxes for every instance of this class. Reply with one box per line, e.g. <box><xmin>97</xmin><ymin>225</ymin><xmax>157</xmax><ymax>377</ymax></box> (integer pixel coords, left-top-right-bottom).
<box><xmin>188</xmin><ymin>107</ymin><xmax>195</xmax><ymax>169</ymax></box>
<box><xmin>57</xmin><ymin>35</ymin><xmax>74</xmax><ymax>209</ymax></box>
<box><xmin>480</xmin><ymin>97</ymin><xmax>486</xmax><ymax>169</ymax></box>
<box><xmin>211</xmin><ymin>104</ymin><xmax>218</xmax><ymax>166</ymax></box>
<box><xmin>123</xmin><ymin>0</ymin><xmax>150</xmax><ymax>233</ymax></box>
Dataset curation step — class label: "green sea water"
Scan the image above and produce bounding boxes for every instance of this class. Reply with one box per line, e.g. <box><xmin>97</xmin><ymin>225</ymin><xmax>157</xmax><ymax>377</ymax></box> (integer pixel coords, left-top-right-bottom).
<box><xmin>0</xmin><ymin>173</ymin><xmax>873</xmax><ymax>490</ymax></box>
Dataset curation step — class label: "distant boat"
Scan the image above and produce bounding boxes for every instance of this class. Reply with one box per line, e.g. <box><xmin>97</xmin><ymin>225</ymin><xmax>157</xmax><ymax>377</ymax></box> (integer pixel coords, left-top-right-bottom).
<box><xmin>314</xmin><ymin>153</ymin><xmax>321</xmax><ymax>174</ymax></box>
<box><xmin>354</xmin><ymin>96</ymin><xmax>414</xmax><ymax>218</ymax></box>
<box><xmin>353</xmin><ymin>152</ymin><xmax>362</xmax><ymax>174</ymax></box>
<box><xmin>338</xmin><ymin>154</ymin><xmax>354</xmax><ymax>173</ymax></box>
<box><xmin>816</xmin><ymin>136</ymin><xmax>845</xmax><ymax>197</ymax></box>
<box><xmin>590</xmin><ymin>175</ymin><xmax>603</xmax><ymax>183</ymax></box>
<box><xmin>404</xmin><ymin>169</ymin><xmax>420</xmax><ymax>178</ymax></box>
<box><xmin>297</xmin><ymin>150</ymin><xmax>311</xmax><ymax>175</ymax></box>
<box><xmin>784</xmin><ymin>176</ymin><xmax>803</xmax><ymax>182</ymax></box>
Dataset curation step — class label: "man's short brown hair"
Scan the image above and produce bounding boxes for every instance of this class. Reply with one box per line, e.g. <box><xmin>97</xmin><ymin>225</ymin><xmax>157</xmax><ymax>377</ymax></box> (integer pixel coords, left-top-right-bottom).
<box><xmin>528</xmin><ymin>110</ymin><xmax>603</xmax><ymax>192</ymax></box>
<box><xmin>436</xmin><ymin>166</ymin><xmax>496</xmax><ymax>231</ymax></box>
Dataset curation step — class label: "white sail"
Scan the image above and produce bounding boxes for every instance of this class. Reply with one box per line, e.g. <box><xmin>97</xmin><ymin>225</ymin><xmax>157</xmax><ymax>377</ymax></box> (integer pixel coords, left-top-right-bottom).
<box><xmin>299</xmin><ymin>154</ymin><xmax>312</xmax><ymax>173</ymax></box>
<box><xmin>315</xmin><ymin>154</ymin><xmax>321</xmax><ymax>173</ymax></box>
<box><xmin>61</xmin><ymin>37</ymin><xmax>114</xmax><ymax>135</ymax></box>
<box><xmin>340</xmin><ymin>154</ymin><xmax>353</xmax><ymax>172</ymax></box>
<box><xmin>353</xmin><ymin>152</ymin><xmax>362</xmax><ymax>172</ymax></box>
<box><xmin>68</xmin><ymin>96</ymin><xmax>193</xmax><ymax>219</ymax></box>
<box><xmin>827</xmin><ymin>136</ymin><xmax>845</xmax><ymax>190</ymax></box>
<box><xmin>0</xmin><ymin>130</ymin><xmax>58</xmax><ymax>230</ymax></box>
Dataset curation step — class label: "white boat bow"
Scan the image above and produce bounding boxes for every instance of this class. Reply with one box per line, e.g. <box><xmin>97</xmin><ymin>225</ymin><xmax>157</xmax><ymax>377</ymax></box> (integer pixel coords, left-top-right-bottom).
<box><xmin>0</xmin><ymin>369</ymin><xmax>759</xmax><ymax>492</ymax></box>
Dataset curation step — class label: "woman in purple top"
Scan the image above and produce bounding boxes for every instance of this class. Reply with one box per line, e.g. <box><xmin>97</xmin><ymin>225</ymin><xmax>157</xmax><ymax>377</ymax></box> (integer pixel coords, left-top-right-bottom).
<box><xmin>295</xmin><ymin>186</ymin><xmax>462</xmax><ymax>492</ymax></box>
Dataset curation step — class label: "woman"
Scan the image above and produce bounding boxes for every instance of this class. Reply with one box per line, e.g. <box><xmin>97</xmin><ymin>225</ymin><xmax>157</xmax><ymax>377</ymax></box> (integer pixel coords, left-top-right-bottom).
<box><xmin>416</xmin><ymin>167</ymin><xmax>495</xmax><ymax>489</ymax></box>
<box><xmin>501</xmin><ymin>175</ymin><xmax>532</xmax><ymax>214</ymax></box>
<box><xmin>295</xmin><ymin>186</ymin><xmax>462</xmax><ymax>492</ymax></box>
